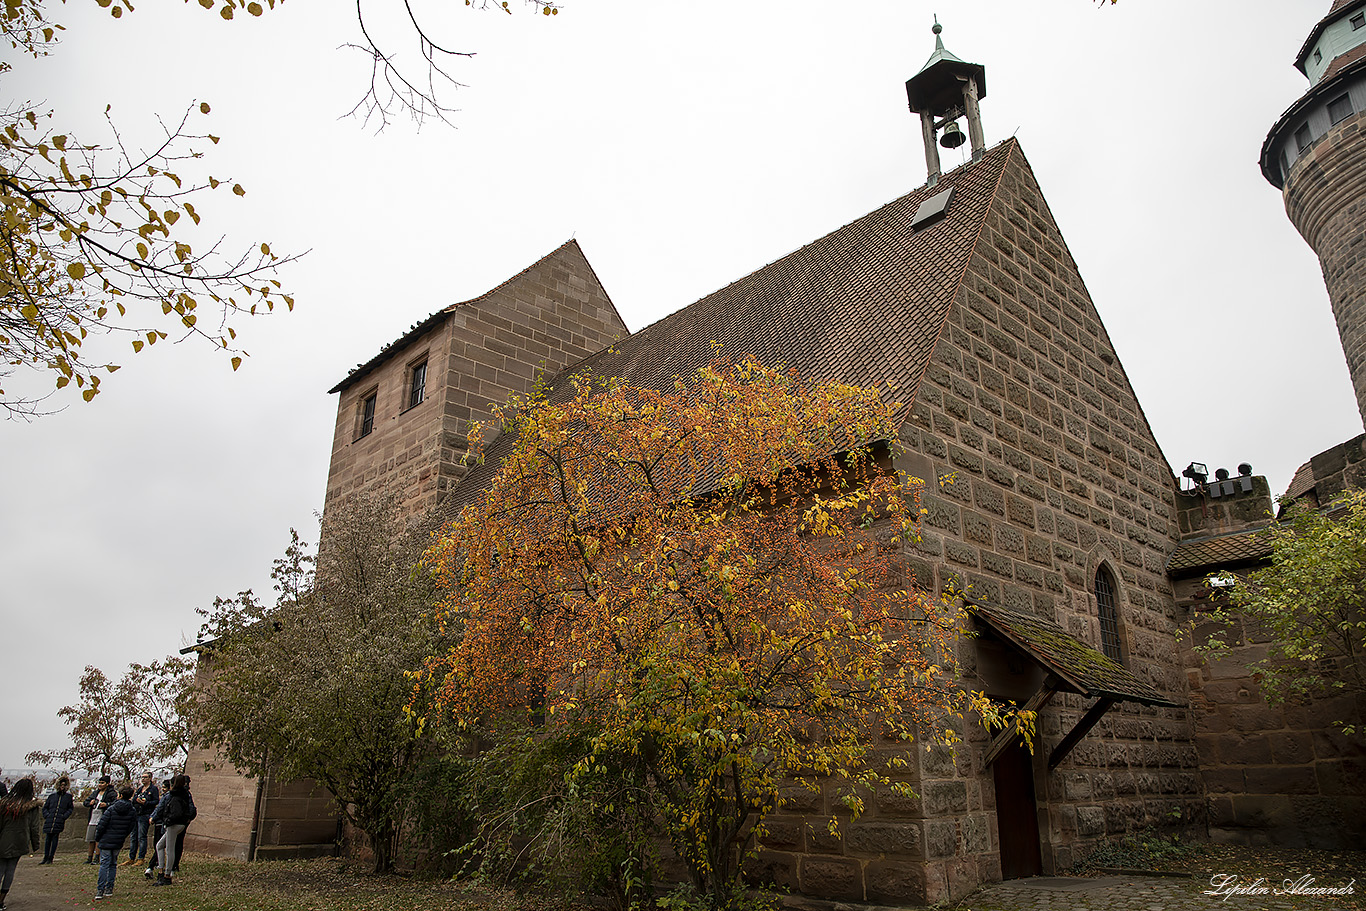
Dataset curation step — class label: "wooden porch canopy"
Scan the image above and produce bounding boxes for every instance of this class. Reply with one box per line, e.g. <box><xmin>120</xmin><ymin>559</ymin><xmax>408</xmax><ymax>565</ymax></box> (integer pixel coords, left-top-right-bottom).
<box><xmin>967</xmin><ymin>601</ymin><xmax>1180</xmax><ymax>771</ymax></box>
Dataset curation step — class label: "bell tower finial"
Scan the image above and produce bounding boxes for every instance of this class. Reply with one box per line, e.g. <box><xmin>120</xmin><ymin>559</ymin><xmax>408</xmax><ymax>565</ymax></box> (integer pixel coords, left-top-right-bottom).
<box><xmin>905</xmin><ymin>17</ymin><xmax>987</xmax><ymax>185</ymax></box>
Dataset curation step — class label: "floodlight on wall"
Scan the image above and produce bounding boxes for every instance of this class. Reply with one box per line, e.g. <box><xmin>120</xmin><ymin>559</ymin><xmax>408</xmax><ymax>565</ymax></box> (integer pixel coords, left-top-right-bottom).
<box><xmin>1238</xmin><ymin>462</ymin><xmax>1254</xmax><ymax>492</ymax></box>
<box><xmin>1182</xmin><ymin>462</ymin><xmax>1209</xmax><ymax>485</ymax></box>
<box><xmin>1215</xmin><ymin>467</ymin><xmax>1231</xmax><ymax>481</ymax></box>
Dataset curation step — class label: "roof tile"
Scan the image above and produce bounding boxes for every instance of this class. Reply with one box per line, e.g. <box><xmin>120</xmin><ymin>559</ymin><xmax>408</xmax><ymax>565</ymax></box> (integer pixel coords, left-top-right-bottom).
<box><xmin>968</xmin><ymin>601</ymin><xmax>1179</xmax><ymax>707</ymax></box>
<box><xmin>1166</xmin><ymin>529</ymin><xmax>1273</xmax><ymax>576</ymax></box>
<box><xmin>446</xmin><ymin>140</ymin><xmax>1021</xmax><ymax>514</ymax></box>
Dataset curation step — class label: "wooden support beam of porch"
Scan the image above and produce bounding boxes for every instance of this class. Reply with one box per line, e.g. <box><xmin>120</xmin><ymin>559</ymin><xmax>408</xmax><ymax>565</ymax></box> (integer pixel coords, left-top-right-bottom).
<box><xmin>1048</xmin><ymin>697</ymin><xmax>1116</xmax><ymax>771</ymax></box>
<box><xmin>982</xmin><ymin>676</ymin><xmax>1060</xmax><ymax>768</ymax></box>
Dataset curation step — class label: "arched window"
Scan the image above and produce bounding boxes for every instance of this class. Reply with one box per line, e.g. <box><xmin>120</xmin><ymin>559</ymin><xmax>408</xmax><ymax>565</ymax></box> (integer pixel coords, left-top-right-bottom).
<box><xmin>1094</xmin><ymin>566</ymin><xmax>1123</xmax><ymax>663</ymax></box>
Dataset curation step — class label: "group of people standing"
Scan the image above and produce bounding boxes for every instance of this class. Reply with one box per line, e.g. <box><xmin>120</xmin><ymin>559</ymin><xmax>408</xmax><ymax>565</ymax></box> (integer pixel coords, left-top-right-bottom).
<box><xmin>0</xmin><ymin>771</ymin><xmax>196</xmax><ymax>906</ymax></box>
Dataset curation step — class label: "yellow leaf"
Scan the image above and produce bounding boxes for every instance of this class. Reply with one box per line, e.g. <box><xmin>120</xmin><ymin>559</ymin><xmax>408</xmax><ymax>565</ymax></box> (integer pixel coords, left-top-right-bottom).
<box><xmin>199</xmin><ymin>102</ymin><xmax>211</xmax><ymax>114</ymax></box>
<box><xmin>220</xmin><ymin>4</ymin><xmax>232</xmax><ymax>18</ymax></box>
<box><xmin>260</xmin><ymin>242</ymin><xmax>270</xmax><ymax>256</ymax></box>
<box><xmin>247</xmin><ymin>1</ymin><xmax>262</xmax><ymax>14</ymax></box>
<box><xmin>232</xmin><ymin>183</ymin><xmax>245</xmax><ymax>197</ymax></box>
<box><xmin>231</xmin><ymin>356</ymin><xmax>242</xmax><ymax>371</ymax></box>
<box><xmin>136</xmin><ymin>242</ymin><xmax>148</xmax><ymax>259</ymax></box>
<box><xmin>66</xmin><ymin>262</ymin><xmax>85</xmax><ymax>280</ymax></box>
<box><xmin>82</xmin><ymin>388</ymin><xmax>96</xmax><ymax>402</ymax></box>
<box><xmin>56</xmin><ymin>375</ymin><xmax>69</xmax><ymax>388</ymax></box>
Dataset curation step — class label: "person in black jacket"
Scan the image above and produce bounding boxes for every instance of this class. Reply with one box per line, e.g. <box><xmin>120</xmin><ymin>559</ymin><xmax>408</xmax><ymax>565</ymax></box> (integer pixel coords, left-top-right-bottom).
<box><xmin>38</xmin><ymin>777</ymin><xmax>74</xmax><ymax>864</ymax></box>
<box><xmin>93</xmin><ymin>787</ymin><xmax>136</xmax><ymax>900</ymax></box>
<box><xmin>125</xmin><ymin>772</ymin><xmax>158</xmax><ymax>867</ymax></box>
<box><xmin>151</xmin><ymin>776</ymin><xmax>194</xmax><ymax>886</ymax></box>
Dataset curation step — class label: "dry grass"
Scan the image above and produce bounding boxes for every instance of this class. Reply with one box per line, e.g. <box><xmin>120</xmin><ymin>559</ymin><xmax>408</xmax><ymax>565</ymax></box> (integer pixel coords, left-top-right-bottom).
<box><xmin>26</xmin><ymin>853</ymin><xmax>589</xmax><ymax>911</ymax></box>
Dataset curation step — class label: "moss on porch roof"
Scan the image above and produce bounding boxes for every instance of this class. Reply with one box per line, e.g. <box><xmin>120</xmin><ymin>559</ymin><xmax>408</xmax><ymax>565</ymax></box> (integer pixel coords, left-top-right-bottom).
<box><xmin>967</xmin><ymin>601</ymin><xmax>1179</xmax><ymax>708</ymax></box>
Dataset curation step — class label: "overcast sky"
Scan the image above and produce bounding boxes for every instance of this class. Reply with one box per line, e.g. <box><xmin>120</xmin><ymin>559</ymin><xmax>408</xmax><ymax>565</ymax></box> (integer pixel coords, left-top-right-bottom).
<box><xmin>2</xmin><ymin>1</ymin><xmax>1360</xmax><ymax>768</ymax></box>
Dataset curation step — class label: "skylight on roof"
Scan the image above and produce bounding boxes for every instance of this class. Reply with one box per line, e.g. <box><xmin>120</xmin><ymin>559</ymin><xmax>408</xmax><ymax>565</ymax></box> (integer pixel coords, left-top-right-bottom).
<box><xmin>911</xmin><ymin>185</ymin><xmax>955</xmax><ymax>231</ymax></box>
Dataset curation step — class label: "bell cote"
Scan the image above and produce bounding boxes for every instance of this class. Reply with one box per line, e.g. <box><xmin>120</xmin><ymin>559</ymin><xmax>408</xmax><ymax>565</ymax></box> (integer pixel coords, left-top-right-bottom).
<box><xmin>905</xmin><ymin>19</ymin><xmax>987</xmax><ymax>186</ymax></box>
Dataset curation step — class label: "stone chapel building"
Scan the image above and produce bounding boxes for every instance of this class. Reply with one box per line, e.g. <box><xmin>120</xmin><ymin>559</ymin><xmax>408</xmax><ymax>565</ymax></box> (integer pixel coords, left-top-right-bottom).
<box><xmin>184</xmin><ymin>7</ymin><xmax>1366</xmax><ymax>904</ymax></box>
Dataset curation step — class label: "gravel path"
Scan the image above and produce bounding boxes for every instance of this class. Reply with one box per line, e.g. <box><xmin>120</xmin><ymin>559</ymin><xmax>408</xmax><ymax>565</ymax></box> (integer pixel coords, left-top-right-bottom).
<box><xmin>3</xmin><ymin>853</ymin><xmax>151</xmax><ymax>910</ymax></box>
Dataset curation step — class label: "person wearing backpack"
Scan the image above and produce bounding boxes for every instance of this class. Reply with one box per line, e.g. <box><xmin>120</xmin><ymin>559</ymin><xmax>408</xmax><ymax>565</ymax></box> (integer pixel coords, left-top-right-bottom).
<box><xmin>92</xmin><ymin>787</ymin><xmax>136</xmax><ymax>900</ymax></box>
<box><xmin>151</xmin><ymin>776</ymin><xmax>195</xmax><ymax>886</ymax></box>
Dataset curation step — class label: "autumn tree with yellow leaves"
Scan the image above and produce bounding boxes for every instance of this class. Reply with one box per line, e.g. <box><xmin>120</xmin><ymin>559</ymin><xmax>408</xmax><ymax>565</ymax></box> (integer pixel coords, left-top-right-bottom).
<box><xmin>0</xmin><ymin>0</ymin><xmax>295</xmax><ymax>416</ymax></box>
<box><xmin>419</xmin><ymin>357</ymin><xmax>1009</xmax><ymax>910</ymax></box>
<box><xmin>0</xmin><ymin>0</ymin><xmax>557</xmax><ymax>416</ymax></box>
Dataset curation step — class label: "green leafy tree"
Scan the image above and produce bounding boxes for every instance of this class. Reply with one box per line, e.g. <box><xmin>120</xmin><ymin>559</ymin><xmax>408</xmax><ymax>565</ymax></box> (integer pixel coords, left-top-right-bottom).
<box><xmin>1202</xmin><ymin>488</ymin><xmax>1366</xmax><ymax>735</ymax></box>
<box><xmin>187</xmin><ymin>493</ymin><xmax>447</xmax><ymax>873</ymax></box>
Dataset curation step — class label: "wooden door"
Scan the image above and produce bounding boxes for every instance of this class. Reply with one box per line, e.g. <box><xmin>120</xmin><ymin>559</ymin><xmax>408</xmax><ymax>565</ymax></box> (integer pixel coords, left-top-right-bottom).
<box><xmin>992</xmin><ymin>740</ymin><xmax>1042</xmax><ymax>879</ymax></box>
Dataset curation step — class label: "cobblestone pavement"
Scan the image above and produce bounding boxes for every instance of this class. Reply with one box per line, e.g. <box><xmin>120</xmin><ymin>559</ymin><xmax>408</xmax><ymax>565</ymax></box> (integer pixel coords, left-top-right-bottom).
<box><xmin>956</xmin><ymin>873</ymin><xmax>1360</xmax><ymax>911</ymax></box>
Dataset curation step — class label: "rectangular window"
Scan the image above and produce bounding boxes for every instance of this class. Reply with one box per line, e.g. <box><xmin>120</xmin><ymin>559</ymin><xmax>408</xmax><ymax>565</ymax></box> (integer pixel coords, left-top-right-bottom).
<box><xmin>1330</xmin><ymin>93</ymin><xmax>1355</xmax><ymax>125</ymax></box>
<box><xmin>1351</xmin><ymin>12</ymin><xmax>1364</xmax><ymax>29</ymax></box>
<box><xmin>1295</xmin><ymin>123</ymin><xmax>1313</xmax><ymax>153</ymax></box>
<box><xmin>1314</xmin><ymin>48</ymin><xmax>1323</xmax><ymax>65</ymax></box>
<box><xmin>408</xmin><ymin>359</ymin><xmax>427</xmax><ymax>410</ymax></box>
<box><xmin>358</xmin><ymin>391</ymin><xmax>377</xmax><ymax>439</ymax></box>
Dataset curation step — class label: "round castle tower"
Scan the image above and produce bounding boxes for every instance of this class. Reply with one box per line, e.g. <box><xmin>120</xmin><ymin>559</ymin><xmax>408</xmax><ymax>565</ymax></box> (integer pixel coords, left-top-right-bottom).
<box><xmin>1263</xmin><ymin>0</ymin><xmax>1366</xmax><ymax>428</ymax></box>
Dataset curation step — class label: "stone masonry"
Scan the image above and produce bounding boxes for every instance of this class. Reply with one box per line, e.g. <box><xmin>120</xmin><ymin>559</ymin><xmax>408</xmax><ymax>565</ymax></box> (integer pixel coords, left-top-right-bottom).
<box><xmin>1170</xmin><ymin>457</ymin><xmax>1366</xmax><ymax>850</ymax></box>
<box><xmin>751</xmin><ymin>144</ymin><xmax>1200</xmax><ymax>907</ymax></box>
<box><xmin>1283</xmin><ymin>110</ymin><xmax>1366</xmax><ymax>429</ymax></box>
<box><xmin>324</xmin><ymin>239</ymin><xmax>628</xmax><ymax>519</ymax></box>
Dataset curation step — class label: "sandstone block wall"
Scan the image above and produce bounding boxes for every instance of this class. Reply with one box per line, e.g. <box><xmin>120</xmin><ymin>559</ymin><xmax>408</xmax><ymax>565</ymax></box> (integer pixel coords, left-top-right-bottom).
<box><xmin>1181</xmin><ymin>608</ymin><xmax>1366</xmax><ymax>849</ymax></box>
<box><xmin>1283</xmin><ymin>110</ymin><xmax>1366</xmax><ymax>429</ymax></box>
<box><xmin>182</xmin><ymin>744</ymin><xmax>257</xmax><ymax>860</ymax></box>
<box><xmin>753</xmin><ymin>146</ymin><xmax>1200</xmax><ymax>905</ymax></box>
<box><xmin>324</xmin><ymin>240</ymin><xmax>627</xmax><ymax>518</ymax></box>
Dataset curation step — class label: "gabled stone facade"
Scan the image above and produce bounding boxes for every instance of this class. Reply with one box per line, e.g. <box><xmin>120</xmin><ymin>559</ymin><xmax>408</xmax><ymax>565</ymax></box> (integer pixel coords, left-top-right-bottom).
<box><xmin>325</xmin><ymin>239</ymin><xmax>627</xmax><ymax>519</ymax></box>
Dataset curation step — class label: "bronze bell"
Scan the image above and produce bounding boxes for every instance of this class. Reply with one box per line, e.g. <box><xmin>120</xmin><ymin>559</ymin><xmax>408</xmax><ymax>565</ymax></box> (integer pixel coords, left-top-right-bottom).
<box><xmin>939</xmin><ymin>121</ymin><xmax>966</xmax><ymax>149</ymax></box>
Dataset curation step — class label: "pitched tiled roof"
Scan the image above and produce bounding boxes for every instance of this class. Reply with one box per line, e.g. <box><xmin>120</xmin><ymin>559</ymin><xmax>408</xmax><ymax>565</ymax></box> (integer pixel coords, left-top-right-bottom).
<box><xmin>1166</xmin><ymin>529</ymin><xmax>1273</xmax><ymax>577</ymax></box>
<box><xmin>445</xmin><ymin>140</ymin><xmax>1020</xmax><ymax>515</ymax></box>
<box><xmin>968</xmin><ymin>602</ymin><xmax>1179</xmax><ymax>708</ymax></box>
<box><xmin>1331</xmin><ymin>0</ymin><xmax>1361</xmax><ymax>16</ymax></box>
<box><xmin>1322</xmin><ymin>41</ymin><xmax>1366</xmax><ymax>81</ymax></box>
<box><xmin>1284</xmin><ymin>460</ymin><xmax>1316</xmax><ymax>501</ymax></box>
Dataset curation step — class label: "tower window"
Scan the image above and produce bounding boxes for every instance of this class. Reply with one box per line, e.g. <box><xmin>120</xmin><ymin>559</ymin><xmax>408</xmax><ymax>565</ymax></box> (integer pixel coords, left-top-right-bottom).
<box><xmin>1314</xmin><ymin>48</ymin><xmax>1323</xmax><ymax>65</ymax></box>
<box><xmin>1329</xmin><ymin>94</ymin><xmax>1355</xmax><ymax>126</ymax></box>
<box><xmin>1295</xmin><ymin>123</ymin><xmax>1313</xmax><ymax>153</ymax></box>
<box><xmin>358</xmin><ymin>390</ymin><xmax>377</xmax><ymax>439</ymax></box>
<box><xmin>408</xmin><ymin>359</ymin><xmax>428</xmax><ymax>410</ymax></box>
<box><xmin>1351</xmin><ymin>13</ymin><xmax>1364</xmax><ymax>29</ymax></box>
<box><xmin>1094</xmin><ymin>566</ymin><xmax>1123</xmax><ymax>664</ymax></box>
